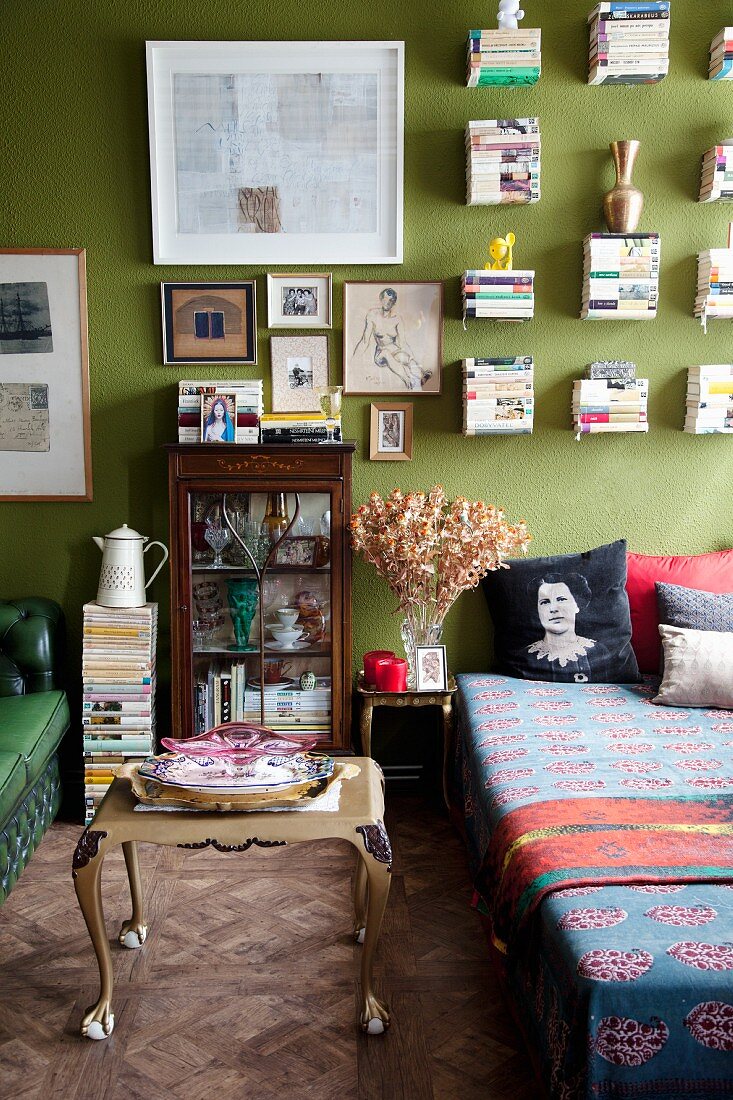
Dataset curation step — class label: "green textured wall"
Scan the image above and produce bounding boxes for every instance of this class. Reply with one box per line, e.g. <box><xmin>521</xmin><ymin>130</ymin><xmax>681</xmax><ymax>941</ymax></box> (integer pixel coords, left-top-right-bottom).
<box><xmin>2</xmin><ymin>1</ymin><xmax>732</xmax><ymax>728</ymax></box>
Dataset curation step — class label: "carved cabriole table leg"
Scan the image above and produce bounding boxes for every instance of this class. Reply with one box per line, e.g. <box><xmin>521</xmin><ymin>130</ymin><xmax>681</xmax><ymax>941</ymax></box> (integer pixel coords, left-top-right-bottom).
<box><xmin>72</xmin><ymin>829</ymin><xmax>115</xmax><ymax>1040</ymax></box>
<box><xmin>119</xmin><ymin>840</ymin><xmax>147</xmax><ymax>949</ymax></box>
<box><xmin>353</xmin><ymin>851</ymin><xmax>368</xmax><ymax>944</ymax></box>
<box><xmin>355</xmin><ymin>821</ymin><xmax>392</xmax><ymax>1034</ymax></box>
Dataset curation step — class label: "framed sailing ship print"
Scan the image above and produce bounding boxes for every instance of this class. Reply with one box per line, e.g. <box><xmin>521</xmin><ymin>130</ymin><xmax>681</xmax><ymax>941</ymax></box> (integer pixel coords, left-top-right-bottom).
<box><xmin>0</xmin><ymin>248</ymin><xmax>92</xmax><ymax>501</ymax></box>
<box><xmin>146</xmin><ymin>40</ymin><xmax>405</xmax><ymax>265</ymax></box>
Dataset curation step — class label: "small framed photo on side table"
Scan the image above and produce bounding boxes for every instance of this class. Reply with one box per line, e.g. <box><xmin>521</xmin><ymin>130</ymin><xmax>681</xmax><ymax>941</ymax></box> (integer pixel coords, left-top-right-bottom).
<box><xmin>267</xmin><ymin>273</ymin><xmax>332</xmax><ymax>328</ymax></box>
<box><xmin>369</xmin><ymin>402</ymin><xmax>413</xmax><ymax>461</ymax></box>
<box><xmin>415</xmin><ymin>644</ymin><xmax>448</xmax><ymax>692</ymax></box>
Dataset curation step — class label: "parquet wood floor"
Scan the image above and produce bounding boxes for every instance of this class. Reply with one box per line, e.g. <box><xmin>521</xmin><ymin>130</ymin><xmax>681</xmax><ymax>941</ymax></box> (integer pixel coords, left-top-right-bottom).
<box><xmin>0</xmin><ymin>796</ymin><xmax>538</xmax><ymax>1100</ymax></box>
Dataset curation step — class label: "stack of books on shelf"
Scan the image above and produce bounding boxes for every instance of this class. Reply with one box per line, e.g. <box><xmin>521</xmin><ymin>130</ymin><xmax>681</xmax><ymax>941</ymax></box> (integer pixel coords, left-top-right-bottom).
<box><xmin>178</xmin><ymin>379</ymin><xmax>263</xmax><ymax>444</ymax></box>
<box><xmin>466</xmin><ymin>27</ymin><xmax>541</xmax><ymax>86</ymax></box>
<box><xmin>466</xmin><ymin>119</ymin><xmax>541</xmax><ymax>206</ymax></box>
<box><xmin>462</xmin><ymin>357</ymin><xmax>534</xmax><ymax>436</ymax></box>
<box><xmin>260</xmin><ymin>413</ymin><xmax>342</xmax><ymax>444</ymax></box>
<box><xmin>684</xmin><ymin>365</ymin><xmax>733</xmax><ymax>434</ymax></box>
<box><xmin>699</xmin><ymin>145</ymin><xmax>733</xmax><ymax>202</ymax></box>
<box><xmin>709</xmin><ymin>27</ymin><xmax>733</xmax><ymax>80</ymax></box>
<box><xmin>695</xmin><ymin>247</ymin><xmax>733</xmax><ymax>331</ymax></box>
<box><xmin>573</xmin><ymin>363</ymin><xmax>649</xmax><ymax>435</ymax></box>
<box><xmin>462</xmin><ymin>270</ymin><xmax>535</xmax><ymax>323</ymax></box>
<box><xmin>581</xmin><ymin>233</ymin><xmax>660</xmax><ymax>319</ymax></box>
<box><xmin>588</xmin><ymin>1</ymin><xmax>671</xmax><ymax>85</ymax></box>
<box><xmin>83</xmin><ymin>602</ymin><xmax>157</xmax><ymax>824</ymax></box>
<box><xmin>195</xmin><ymin>664</ymin><xmax>331</xmax><ymax>735</ymax></box>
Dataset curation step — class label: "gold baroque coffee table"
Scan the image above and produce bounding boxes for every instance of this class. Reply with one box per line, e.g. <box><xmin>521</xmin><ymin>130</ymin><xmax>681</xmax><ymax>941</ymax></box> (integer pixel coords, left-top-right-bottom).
<box><xmin>72</xmin><ymin>757</ymin><xmax>391</xmax><ymax>1040</ymax></box>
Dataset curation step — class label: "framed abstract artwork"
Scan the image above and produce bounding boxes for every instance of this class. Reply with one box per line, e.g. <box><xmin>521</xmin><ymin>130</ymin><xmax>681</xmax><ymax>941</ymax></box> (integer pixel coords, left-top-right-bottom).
<box><xmin>146</xmin><ymin>41</ymin><xmax>405</xmax><ymax>265</ymax></box>
<box><xmin>0</xmin><ymin>248</ymin><xmax>92</xmax><ymax>501</ymax></box>
<box><xmin>343</xmin><ymin>281</ymin><xmax>443</xmax><ymax>395</ymax></box>
<box><xmin>267</xmin><ymin>273</ymin><xmax>332</xmax><ymax>328</ymax></box>
<box><xmin>161</xmin><ymin>282</ymin><xmax>256</xmax><ymax>364</ymax></box>
<box><xmin>369</xmin><ymin>402</ymin><xmax>413</xmax><ymax>461</ymax></box>
<box><xmin>270</xmin><ymin>334</ymin><xmax>329</xmax><ymax>414</ymax></box>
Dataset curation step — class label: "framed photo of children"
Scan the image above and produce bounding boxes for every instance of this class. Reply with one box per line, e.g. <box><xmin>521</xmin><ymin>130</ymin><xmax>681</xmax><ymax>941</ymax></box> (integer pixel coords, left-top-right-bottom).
<box><xmin>201</xmin><ymin>393</ymin><xmax>238</xmax><ymax>443</ymax></box>
<box><xmin>415</xmin><ymin>644</ymin><xmax>448</xmax><ymax>692</ymax></box>
<box><xmin>369</xmin><ymin>402</ymin><xmax>413</xmax><ymax>461</ymax></box>
<box><xmin>343</xmin><ymin>281</ymin><xmax>443</xmax><ymax>396</ymax></box>
<box><xmin>270</xmin><ymin>335</ymin><xmax>329</xmax><ymax>414</ymax></box>
<box><xmin>267</xmin><ymin>273</ymin><xmax>332</xmax><ymax>328</ymax></box>
<box><xmin>161</xmin><ymin>281</ymin><xmax>256</xmax><ymax>364</ymax></box>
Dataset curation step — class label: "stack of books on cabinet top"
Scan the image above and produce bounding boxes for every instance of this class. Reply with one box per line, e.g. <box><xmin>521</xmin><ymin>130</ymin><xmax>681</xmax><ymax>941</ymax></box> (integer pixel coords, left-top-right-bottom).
<box><xmin>466</xmin><ymin>119</ymin><xmax>540</xmax><ymax>206</ymax></box>
<box><xmin>260</xmin><ymin>413</ymin><xmax>342</xmax><ymax>444</ymax></box>
<box><xmin>699</xmin><ymin>145</ymin><xmax>733</xmax><ymax>202</ymax></box>
<box><xmin>82</xmin><ymin>602</ymin><xmax>157</xmax><ymax>825</ymax></box>
<box><xmin>684</xmin><ymin>365</ymin><xmax>733</xmax><ymax>434</ymax></box>
<box><xmin>573</xmin><ymin>363</ymin><xmax>648</xmax><ymax>435</ymax></box>
<box><xmin>588</xmin><ymin>1</ymin><xmax>671</xmax><ymax>85</ymax></box>
<box><xmin>695</xmin><ymin>248</ymin><xmax>733</xmax><ymax>331</ymax></box>
<box><xmin>709</xmin><ymin>27</ymin><xmax>733</xmax><ymax>80</ymax></box>
<box><xmin>581</xmin><ymin>233</ymin><xmax>660</xmax><ymax>319</ymax></box>
<box><xmin>462</xmin><ymin>357</ymin><xmax>534</xmax><ymax>435</ymax></box>
<box><xmin>178</xmin><ymin>379</ymin><xmax>263</xmax><ymax>444</ymax></box>
<box><xmin>196</xmin><ymin>663</ymin><xmax>331</xmax><ymax>735</ymax></box>
<box><xmin>462</xmin><ymin>270</ymin><xmax>535</xmax><ymax>322</ymax></box>
<box><xmin>466</xmin><ymin>27</ymin><xmax>541</xmax><ymax>86</ymax></box>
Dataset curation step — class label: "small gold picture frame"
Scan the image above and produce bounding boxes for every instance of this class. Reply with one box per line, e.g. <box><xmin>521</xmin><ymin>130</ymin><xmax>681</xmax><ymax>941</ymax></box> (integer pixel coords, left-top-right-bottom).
<box><xmin>369</xmin><ymin>402</ymin><xmax>413</xmax><ymax>461</ymax></box>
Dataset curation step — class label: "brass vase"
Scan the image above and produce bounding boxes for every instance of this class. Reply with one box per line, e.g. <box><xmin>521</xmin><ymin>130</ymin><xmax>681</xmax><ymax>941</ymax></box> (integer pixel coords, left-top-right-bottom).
<box><xmin>603</xmin><ymin>140</ymin><xmax>644</xmax><ymax>233</ymax></box>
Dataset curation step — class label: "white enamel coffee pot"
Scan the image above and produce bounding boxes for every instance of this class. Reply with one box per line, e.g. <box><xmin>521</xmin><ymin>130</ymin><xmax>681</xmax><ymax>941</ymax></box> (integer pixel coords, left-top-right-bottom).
<box><xmin>93</xmin><ymin>524</ymin><xmax>169</xmax><ymax>608</ymax></box>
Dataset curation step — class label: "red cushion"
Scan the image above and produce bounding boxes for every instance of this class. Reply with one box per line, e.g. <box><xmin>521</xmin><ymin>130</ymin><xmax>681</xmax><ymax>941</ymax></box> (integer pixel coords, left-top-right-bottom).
<box><xmin>626</xmin><ymin>550</ymin><xmax>733</xmax><ymax>672</ymax></box>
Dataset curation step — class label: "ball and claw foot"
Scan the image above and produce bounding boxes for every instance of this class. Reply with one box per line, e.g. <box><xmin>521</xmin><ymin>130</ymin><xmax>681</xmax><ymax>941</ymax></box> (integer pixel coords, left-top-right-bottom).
<box><xmin>360</xmin><ymin>994</ymin><xmax>390</xmax><ymax>1036</ymax></box>
<box><xmin>354</xmin><ymin>925</ymin><xmax>366</xmax><ymax>945</ymax></box>
<box><xmin>81</xmin><ymin>1004</ymin><xmax>114</xmax><ymax>1041</ymax></box>
<box><xmin>119</xmin><ymin>921</ymin><xmax>147</xmax><ymax>949</ymax></box>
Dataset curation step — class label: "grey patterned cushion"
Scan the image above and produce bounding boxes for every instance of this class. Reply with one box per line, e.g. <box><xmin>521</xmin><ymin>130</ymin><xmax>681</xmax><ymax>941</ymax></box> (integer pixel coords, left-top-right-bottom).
<box><xmin>653</xmin><ymin>625</ymin><xmax>733</xmax><ymax>709</ymax></box>
<box><xmin>656</xmin><ymin>582</ymin><xmax>733</xmax><ymax>633</ymax></box>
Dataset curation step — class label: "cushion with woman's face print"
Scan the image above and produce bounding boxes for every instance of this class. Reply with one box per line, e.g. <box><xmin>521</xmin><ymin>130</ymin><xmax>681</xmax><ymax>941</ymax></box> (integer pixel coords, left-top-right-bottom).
<box><xmin>481</xmin><ymin>539</ymin><xmax>640</xmax><ymax>684</ymax></box>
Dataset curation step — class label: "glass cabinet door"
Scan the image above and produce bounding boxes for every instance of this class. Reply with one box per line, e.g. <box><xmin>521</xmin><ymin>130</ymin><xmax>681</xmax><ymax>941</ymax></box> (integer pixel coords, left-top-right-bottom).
<box><xmin>187</xmin><ymin>488</ymin><xmax>334</xmax><ymax>742</ymax></box>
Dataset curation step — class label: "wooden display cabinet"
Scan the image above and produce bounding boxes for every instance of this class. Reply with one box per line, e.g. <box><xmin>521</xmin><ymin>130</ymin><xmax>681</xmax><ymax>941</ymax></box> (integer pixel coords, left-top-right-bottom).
<box><xmin>166</xmin><ymin>443</ymin><xmax>356</xmax><ymax>753</ymax></box>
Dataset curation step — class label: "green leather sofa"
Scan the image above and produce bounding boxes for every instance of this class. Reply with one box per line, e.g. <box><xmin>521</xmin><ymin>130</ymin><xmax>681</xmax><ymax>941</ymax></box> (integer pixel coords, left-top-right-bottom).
<box><xmin>0</xmin><ymin>598</ymin><xmax>70</xmax><ymax>905</ymax></box>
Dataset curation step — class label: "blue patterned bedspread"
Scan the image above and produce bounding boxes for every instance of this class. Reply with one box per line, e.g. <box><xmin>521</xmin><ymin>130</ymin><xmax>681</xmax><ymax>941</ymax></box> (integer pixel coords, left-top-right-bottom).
<box><xmin>454</xmin><ymin>674</ymin><xmax>733</xmax><ymax>1098</ymax></box>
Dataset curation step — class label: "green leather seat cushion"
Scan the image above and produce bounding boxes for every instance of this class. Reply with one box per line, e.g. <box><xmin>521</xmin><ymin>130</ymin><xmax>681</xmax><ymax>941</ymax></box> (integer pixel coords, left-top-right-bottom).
<box><xmin>0</xmin><ymin>750</ymin><xmax>27</xmax><ymax>811</ymax></box>
<box><xmin>0</xmin><ymin>691</ymin><xmax>69</xmax><ymax>784</ymax></box>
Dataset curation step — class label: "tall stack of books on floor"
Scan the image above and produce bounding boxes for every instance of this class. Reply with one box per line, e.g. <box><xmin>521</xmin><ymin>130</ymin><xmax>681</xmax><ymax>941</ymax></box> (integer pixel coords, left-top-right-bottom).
<box><xmin>709</xmin><ymin>27</ymin><xmax>733</xmax><ymax>80</ymax></box>
<box><xmin>195</xmin><ymin>663</ymin><xmax>331</xmax><ymax>737</ymax></box>
<box><xmin>466</xmin><ymin>27</ymin><xmax>541</xmax><ymax>86</ymax></box>
<box><xmin>588</xmin><ymin>1</ymin><xmax>671</xmax><ymax>85</ymax></box>
<box><xmin>581</xmin><ymin>233</ymin><xmax>660</xmax><ymax>319</ymax></box>
<box><xmin>260</xmin><ymin>413</ymin><xmax>342</xmax><ymax>444</ymax></box>
<box><xmin>466</xmin><ymin>119</ymin><xmax>541</xmax><ymax>206</ymax></box>
<box><xmin>462</xmin><ymin>357</ymin><xmax>534</xmax><ymax>435</ymax></box>
<box><xmin>573</xmin><ymin>362</ymin><xmax>649</xmax><ymax>435</ymax></box>
<box><xmin>178</xmin><ymin>379</ymin><xmax>263</xmax><ymax>443</ymax></box>
<box><xmin>462</xmin><ymin>270</ymin><xmax>535</xmax><ymax>322</ymax></box>
<box><xmin>699</xmin><ymin>145</ymin><xmax>733</xmax><ymax>202</ymax></box>
<box><xmin>83</xmin><ymin>603</ymin><xmax>157</xmax><ymax>824</ymax></box>
<box><xmin>695</xmin><ymin>247</ymin><xmax>733</xmax><ymax>330</ymax></box>
<box><xmin>684</xmin><ymin>365</ymin><xmax>733</xmax><ymax>434</ymax></box>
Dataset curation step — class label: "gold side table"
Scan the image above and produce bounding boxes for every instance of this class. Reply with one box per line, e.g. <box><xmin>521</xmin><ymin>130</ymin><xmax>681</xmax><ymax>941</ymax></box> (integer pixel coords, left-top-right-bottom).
<box><xmin>356</xmin><ymin>674</ymin><xmax>457</xmax><ymax>807</ymax></box>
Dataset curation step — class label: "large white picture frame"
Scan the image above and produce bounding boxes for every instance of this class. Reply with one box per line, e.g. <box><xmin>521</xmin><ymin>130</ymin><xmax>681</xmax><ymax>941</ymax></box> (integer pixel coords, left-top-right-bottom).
<box><xmin>146</xmin><ymin>40</ymin><xmax>405</xmax><ymax>265</ymax></box>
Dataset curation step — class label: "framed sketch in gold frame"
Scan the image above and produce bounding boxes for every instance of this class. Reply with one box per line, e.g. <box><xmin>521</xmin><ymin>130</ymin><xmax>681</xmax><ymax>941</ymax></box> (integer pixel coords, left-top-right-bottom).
<box><xmin>369</xmin><ymin>402</ymin><xmax>413</xmax><ymax>461</ymax></box>
<box><xmin>0</xmin><ymin>248</ymin><xmax>92</xmax><ymax>501</ymax></box>
<box><xmin>343</xmin><ymin>281</ymin><xmax>443</xmax><ymax>396</ymax></box>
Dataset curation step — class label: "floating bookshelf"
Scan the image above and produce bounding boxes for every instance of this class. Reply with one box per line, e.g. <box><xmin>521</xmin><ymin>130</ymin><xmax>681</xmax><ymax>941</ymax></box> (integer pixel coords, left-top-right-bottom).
<box><xmin>466</xmin><ymin>119</ymin><xmax>540</xmax><ymax>206</ymax></box>
<box><xmin>462</xmin><ymin>357</ymin><xmax>534</xmax><ymax>436</ymax></box>
<box><xmin>684</xmin><ymin>366</ymin><xmax>733</xmax><ymax>434</ymax></box>
<box><xmin>588</xmin><ymin>1</ymin><xmax>670</xmax><ymax>85</ymax></box>
<box><xmin>581</xmin><ymin>233</ymin><xmax>660</xmax><ymax>320</ymax></box>
<box><xmin>695</xmin><ymin>227</ymin><xmax>733</xmax><ymax>332</ymax></box>
<box><xmin>462</xmin><ymin>270</ymin><xmax>535</xmax><ymax>325</ymax></box>
<box><xmin>573</xmin><ymin>373</ymin><xmax>649</xmax><ymax>437</ymax></box>
<box><xmin>699</xmin><ymin>145</ymin><xmax>733</xmax><ymax>203</ymax></box>
<box><xmin>466</xmin><ymin>27</ymin><xmax>541</xmax><ymax>86</ymax></box>
<box><xmin>709</xmin><ymin>27</ymin><xmax>733</xmax><ymax>80</ymax></box>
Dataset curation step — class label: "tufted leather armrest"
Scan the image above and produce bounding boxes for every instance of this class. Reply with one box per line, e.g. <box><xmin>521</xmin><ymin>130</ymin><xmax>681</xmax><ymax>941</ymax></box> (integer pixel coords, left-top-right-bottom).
<box><xmin>0</xmin><ymin>599</ymin><xmax>65</xmax><ymax>697</ymax></box>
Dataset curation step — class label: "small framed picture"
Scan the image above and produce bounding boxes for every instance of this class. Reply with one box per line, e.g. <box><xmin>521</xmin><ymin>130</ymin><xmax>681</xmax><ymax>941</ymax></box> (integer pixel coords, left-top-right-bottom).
<box><xmin>415</xmin><ymin>644</ymin><xmax>448</xmax><ymax>692</ymax></box>
<box><xmin>201</xmin><ymin>393</ymin><xmax>238</xmax><ymax>443</ymax></box>
<box><xmin>369</xmin><ymin>402</ymin><xmax>413</xmax><ymax>461</ymax></box>
<box><xmin>275</xmin><ymin>536</ymin><xmax>317</xmax><ymax>567</ymax></box>
<box><xmin>267</xmin><ymin>273</ymin><xmax>332</xmax><ymax>328</ymax></box>
<box><xmin>270</xmin><ymin>335</ymin><xmax>329</xmax><ymax>414</ymax></box>
<box><xmin>343</xmin><ymin>281</ymin><xmax>443</xmax><ymax>395</ymax></box>
<box><xmin>161</xmin><ymin>281</ymin><xmax>256</xmax><ymax>364</ymax></box>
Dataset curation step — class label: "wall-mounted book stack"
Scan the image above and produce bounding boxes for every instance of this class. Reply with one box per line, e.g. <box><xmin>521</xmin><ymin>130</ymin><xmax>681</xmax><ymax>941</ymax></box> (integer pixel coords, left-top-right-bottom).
<box><xmin>462</xmin><ymin>270</ymin><xmax>535</xmax><ymax>323</ymax></box>
<box><xmin>699</xmin><ymin>145</ymin><xmax>733</xmax><ymax>202</ymax></box>
<box><xmin>466</xmin><ymin>27</ymin><xmax>541</xmax><ymax>86</ymax></box>
<box><xmin>695</xmin><ymin>247</ymin><xmax>733</xmax><ymax>331</ymax></box>
<box><xmin>466</xmin><ymin>118</ymin><xmax>540</xmax><ymax>206</ymax></box>
<box><xmin>82</xmin><ymin>602</ymin><xmax>157</xmax><ymax>825</ymax></box>
<box><xmin>684</xmin><ymin>366</ymin><xmax>733</xmax><ymax>433</ymax></box>
<box><xmin>709</xmin><ymin>27</ymin><xmax>733</xmax><ymax>80</ymax></box>
<box><xmin>462</xmin><ymin>357</ymin><xmax>534</xmax><ymax>436</ymax></box>
<box><xmin>581</xmin><ymin>233</ymin><xmax>660</xmax><ymax>319</ymax></box>
<box><xmin>573</xmin><ymin>370</ymin><xmax>649</xmax><ymax>436</ymax></box>
<box><xmin>178</xmin><ymin>379</ymin><xmax>263</xmax><ymax>444</ymax></box>
<box><xmin>588</xmin><ymin>1</ymin><xmax>671</xmax><ymax>85</ymax></box>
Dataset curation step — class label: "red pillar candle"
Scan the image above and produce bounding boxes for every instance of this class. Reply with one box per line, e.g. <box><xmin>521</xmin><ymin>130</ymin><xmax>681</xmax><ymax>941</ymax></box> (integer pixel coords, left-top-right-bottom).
<box><xmin>375</xmin><ymin>657</ymin><xmax>407</xmax><ymax>693</ymax></box>
<box><xmin>364</xmin><ymin>650</ymin><xmax>396</xmax><ymax>685</ymax></box>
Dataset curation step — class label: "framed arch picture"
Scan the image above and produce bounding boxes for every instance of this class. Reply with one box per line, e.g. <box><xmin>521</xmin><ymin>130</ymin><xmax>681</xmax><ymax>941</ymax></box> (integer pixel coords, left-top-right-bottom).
<box><xmin>161</xmin><ymin>281</ymin><xmax>256</xmax><ymax>364</ymax></box>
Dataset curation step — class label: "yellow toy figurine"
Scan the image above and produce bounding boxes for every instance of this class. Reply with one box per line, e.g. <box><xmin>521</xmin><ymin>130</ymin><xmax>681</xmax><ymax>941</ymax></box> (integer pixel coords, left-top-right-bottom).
<box><xmin>485</xmin><ymin>231</ymin><xmax>516</xmax><ymax>270</ymax></box>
